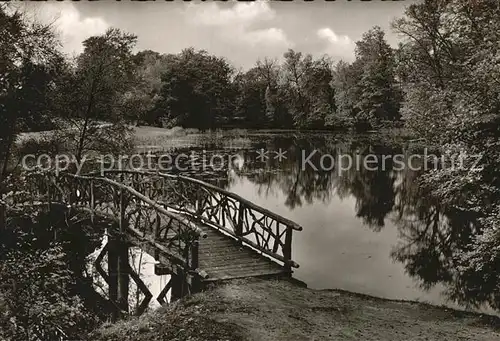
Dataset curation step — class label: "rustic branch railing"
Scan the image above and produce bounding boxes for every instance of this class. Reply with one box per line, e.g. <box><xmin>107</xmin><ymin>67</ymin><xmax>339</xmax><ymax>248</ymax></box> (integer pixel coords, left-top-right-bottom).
<box><xmin>91</xmin><ymin>170</ymin><xmax>302</xmax><ymax>271</ymax></box>
<box><xmin>1</xmin><ymin>171</ymin><xmax>205</xmax><ymax>275</ymax></box>
<box><xmin>3</xmin><ymin>168</ymin><xmax>301</xmax><ymax>277</ymax></box>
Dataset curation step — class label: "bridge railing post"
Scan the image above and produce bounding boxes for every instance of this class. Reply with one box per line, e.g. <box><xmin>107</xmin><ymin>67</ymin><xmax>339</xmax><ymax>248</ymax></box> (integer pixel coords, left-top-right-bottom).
<box><xmin>235</xmin><ymin>203</ymin><xmax>245</xmax><ymax>239</ymax></box>
<box><xmin>190</xmin><ymin>238</ymin><xmax>200</xmax><ymax>293</ymax></box>
<box><xmin>154</xmin><ymin>212</ymin><xmax>161</xmax><ymax>240</ymax></box>
<box><xmin>195</xmin><ymin>189</ymin><xmax>204</xmax><ymax>220</ymax></box>
<box><xmin>191</xmin><ymin>239</ymin><xmax>199</xmax><ymax>271</ymax></box>
<box><xmin>118</xmin><ymin>187</ymin><xmax>125</xmax><ymax>233</ymax></box>
<box><xmin>90</xmin><ymin>180</ymin><xmax>95</xmax><ymax>223</ymax></box>
<box><xmin>283</xmin><ymin>226</ymin><xmax>293</xmax><ymax>273</ymax></box>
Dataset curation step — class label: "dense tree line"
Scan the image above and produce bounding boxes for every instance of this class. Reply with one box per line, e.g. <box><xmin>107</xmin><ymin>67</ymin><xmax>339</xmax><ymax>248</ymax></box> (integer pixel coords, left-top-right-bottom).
<box><xmin>0</xmin><ymin>4</ymin><xmax>404</xmax><ymax>144</ymax></box>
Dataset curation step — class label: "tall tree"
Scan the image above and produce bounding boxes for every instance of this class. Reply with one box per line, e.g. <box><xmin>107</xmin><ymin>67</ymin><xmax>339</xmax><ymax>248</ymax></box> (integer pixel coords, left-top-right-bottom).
<box><xmin>327</xmin><ymin>61</ymin><xmax>358</xmax><ymax>128</ymax></box>
<box><xmin>353</xmin><ymin>26</ymin><xmax>401</xmax><ymax>128</ymax></box>
<box><xmin>234</xmin><ymin>67</ymin><xmax>268</xmax><ymax>128</ymax></box>
<box><xmin>0</xmin><ymin>4</ymin><xmax>62</xmax><ymax>182</ymax></box>
<box><xmin>302</xmin><ymin>56</ymin><xmax>335</xmax><ymax>129</ymax></box>
<box><xmin>255</xmin><ymin>58</ymin><xmax>290</xmax><ymax>127</ymax></box>
<box><xmin>124</xmin><ymin>50</ymin><xmax>174</xmax><ymax>126</ymax></box>
<box><xmin>233</xmin><ymin>58</ymin><xmax>288</xmax><ymax>128</ymax></box>
<box><xmin>62</xmin><ymin>28</ymin><xmax>137</xmax><ymax>161</ymax></box>
<box><xmin>282</xmin><ymin>50</ymin><xmax>334</xmax><ymax>129</ymax></box>
<box><xmin>282</xmin><ymin>49</ymin><xmax>312</xmax><ymax>128</ymax></box>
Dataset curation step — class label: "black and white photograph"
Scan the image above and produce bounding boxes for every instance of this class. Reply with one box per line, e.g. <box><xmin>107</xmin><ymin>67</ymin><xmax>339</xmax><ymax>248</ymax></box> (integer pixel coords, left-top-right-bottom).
<box><xmin>1</xmin><ymin>0</ymin><xmax>500</xmax><ymax>340</ymax></box>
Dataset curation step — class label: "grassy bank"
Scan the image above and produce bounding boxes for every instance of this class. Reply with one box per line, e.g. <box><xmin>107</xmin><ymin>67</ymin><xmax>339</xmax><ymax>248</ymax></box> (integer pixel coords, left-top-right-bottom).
<box><xmin>92</xmin><ymin>279</ymin><xmax>500</xmax><ymax>341</ymax></box>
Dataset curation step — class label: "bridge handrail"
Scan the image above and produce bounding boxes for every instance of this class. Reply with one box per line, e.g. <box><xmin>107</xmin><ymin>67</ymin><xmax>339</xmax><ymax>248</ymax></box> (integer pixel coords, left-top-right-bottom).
<box><xmin>67</xmin><ymin>173</ymin><xmax>206</xmax><ymax>237</ymax></box>
<box><xmin>91</xmin><ymin>170</ymin><xmax>303</xmax><ymax>232</ymax></box>
<box><xmin>3</xmin><ymin>172</ymin><xmax>205</xmax><ymax>238</ymax></box>
<box><xmin>90</xmin><ymin>169</ymin><xmax>302</xmax><ymax>270</ymax></box>
<box><xmin>2</xmin><ymin>171</ymin><xmax>207</xmax><ymax>272</ymax></box>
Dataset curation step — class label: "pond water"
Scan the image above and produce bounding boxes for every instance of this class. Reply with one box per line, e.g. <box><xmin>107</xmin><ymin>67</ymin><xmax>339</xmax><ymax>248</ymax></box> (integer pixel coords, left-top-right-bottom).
<box><xmin>128</xmin><ymin>129</ymin><xmax>494</xmax><ymax>314</ymax></box>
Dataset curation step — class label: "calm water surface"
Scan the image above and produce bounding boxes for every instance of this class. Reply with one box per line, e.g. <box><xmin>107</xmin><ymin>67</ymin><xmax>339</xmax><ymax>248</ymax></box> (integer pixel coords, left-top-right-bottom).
<box><xmin>130</xmin><ymin>130</ymin><xmax>494</xmax><ymax>314</ymax></box>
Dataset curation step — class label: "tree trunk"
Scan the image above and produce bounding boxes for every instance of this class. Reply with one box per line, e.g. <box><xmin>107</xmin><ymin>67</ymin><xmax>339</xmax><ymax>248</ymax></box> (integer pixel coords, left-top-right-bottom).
<box><xmin>76</xmin><ymin>77</ymin><xmax>97</xmax><ymax>164</ymax></box>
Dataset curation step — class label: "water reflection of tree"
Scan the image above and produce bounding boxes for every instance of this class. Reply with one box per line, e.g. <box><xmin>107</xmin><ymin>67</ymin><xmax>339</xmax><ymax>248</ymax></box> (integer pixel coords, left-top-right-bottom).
<box><xmin>392</xmin><ymin>208</ymin><xmax>478</xmax><ymax>287</ymax></box>
<box><xmin>335</xmin><ymin>145</ymin><xmax>399</xmax><ymax>230</ymax></box>
<box><xmin>241</xmin><ymin>136</ymin><xmax>339</xmax><ymax>209</ymax></box>
<box><xmin>241</xmin><ymin>136</ymin><xmax>400</xmax><ymax>229</ymax></box>
<box><xmin>391</xmin><ymin>166</ymin><xmax>489</xmax><ymax>309</ymax></box>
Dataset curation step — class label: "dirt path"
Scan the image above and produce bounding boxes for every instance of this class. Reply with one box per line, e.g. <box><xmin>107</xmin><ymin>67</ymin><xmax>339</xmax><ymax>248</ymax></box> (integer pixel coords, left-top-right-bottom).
<box><xmin>94</xmin><ymin>279</ymin><xmax>500</xmax><ymax>341</ymax></box>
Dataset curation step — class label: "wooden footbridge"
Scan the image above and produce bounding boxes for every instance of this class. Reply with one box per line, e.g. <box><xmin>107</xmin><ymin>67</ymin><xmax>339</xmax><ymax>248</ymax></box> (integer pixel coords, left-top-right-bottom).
<box><xmin>1</xmin><ymin>169</ymin><xmax>302</xmax><ymax>316</ymax></box>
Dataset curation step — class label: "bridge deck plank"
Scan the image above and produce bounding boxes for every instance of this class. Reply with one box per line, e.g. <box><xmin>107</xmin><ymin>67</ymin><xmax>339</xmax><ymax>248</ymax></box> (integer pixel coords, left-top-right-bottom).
<box><xmin>197</xmin><ymin>224</ymin><xmax>288</xmax><ymax>282</ymax></box>
<box><xmin>128</xmin><ymin>219</ymin><xmax>288</xmax><ymax>282</ymax></box>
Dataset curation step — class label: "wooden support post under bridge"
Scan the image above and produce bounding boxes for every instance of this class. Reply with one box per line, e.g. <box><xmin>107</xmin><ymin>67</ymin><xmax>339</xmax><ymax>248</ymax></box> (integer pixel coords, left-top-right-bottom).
<box><xmin>190</xmin><ymin>239</ymin><xmax>201</xmax><ymax>293</ymax></box>
<box><xmin>108</xmin><ymin>185</ymin><xmax>131</xmax><ymax>320</ymax></box>
<box><xmin>117</xmin><ymin>186</ymin><xmax>130</xmax><ymax>314</ymax></box>
<box><xmin>107</xmin><ymin>237</ymin><xmax>119</xmax><ymax>320</ymax></box>
<box><xmin>107</xmin><ymin>231</ymin><xmax>130</xmax><ymax>318</ymax></box>
<box><xmin>170</xmin><ymin>267</ymin><xmax>185</xmax><ymax>302</ymax></box>
<box><xmin>117</xmin><ymin>241</ymin><xmax>130</xmax><ymax>313</ymax></box>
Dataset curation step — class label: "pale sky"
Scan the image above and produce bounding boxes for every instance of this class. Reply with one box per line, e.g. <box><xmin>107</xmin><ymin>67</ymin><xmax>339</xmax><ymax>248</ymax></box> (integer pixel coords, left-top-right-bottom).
<box><xmin>28</xmin><ymin>0</ymin><xmax>416</xmax><ymax>69</ymax></box>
